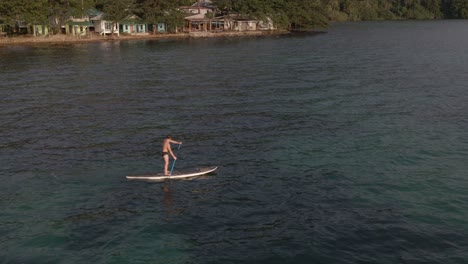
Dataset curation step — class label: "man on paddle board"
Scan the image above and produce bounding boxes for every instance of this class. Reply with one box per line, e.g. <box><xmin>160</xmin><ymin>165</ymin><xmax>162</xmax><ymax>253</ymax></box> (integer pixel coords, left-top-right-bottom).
<box><xmin>162</xmin><ymin>135</ymin><xmax>182</xmax><ymax>175</ymax></box>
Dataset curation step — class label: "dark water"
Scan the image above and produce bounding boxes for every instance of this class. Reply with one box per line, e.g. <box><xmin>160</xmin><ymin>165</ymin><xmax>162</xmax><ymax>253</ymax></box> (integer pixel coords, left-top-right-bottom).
<box><xmin>1</xmin><ymin>20</ymin><xmax>468</xmax><ymax>263</ymax></box>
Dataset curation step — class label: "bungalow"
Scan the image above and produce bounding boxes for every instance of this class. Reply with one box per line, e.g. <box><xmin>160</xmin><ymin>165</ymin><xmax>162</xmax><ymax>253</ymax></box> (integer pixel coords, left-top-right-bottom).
<box><xmin>180</xmin><ymin>0</ymin><xmax>215</xmax><ymax>15</ymax></box>
<box><xmin>32</xmin><ymin>24</ymin><xmax>49</xmax><ymax>36</ymax></box>
<box><xmin>0</xmin><ymin>18</ymin><xmax>8</xmax><ymax>37</ymax></box>
<box><xmin>119</xmin><ymin>15</ymin><xmax>147</xmax><ymax>35</ymax></box>
<box><xmin>148</xmin><ymin>23</ymin><xmax>167</xmax><ymax>33</ymax></box>
<box><xmin>219</xmin><ymin>13</ymin><xmax>275</xmax><ymax>32</ymax></box>
<box><xmin>179</xmin><ymin>5</ymin><xmax>214</xmax><ymax>16</ymax></box>
<box><xmin>226</xmin><ymin>15</ymin><xmax>275</xmax><ymax>31</ymax></box>
<box><xmin>15</xmin><ymin>20</ymin><xmax>29</xmax><ymax>34</ymax></box>
<box><xmin>65</xmin><ymin>19</ymin><xmax>93</xmax><ymax>37</ymax></box>
<box><xmin>233</xmin><ymin>19</ymin><xmax>257</xmax><ymax>31</ymax></box>
<box><xmin>64</xmin><ymin>9</ymin><xmax>100</xmax><ymax>37</ymax></box>
<box><xmin>184</xmin><ymin>13</ymin><xmax>225</xmax><ymax>32</ymax></box>
<box><xmin>218</xmin><ymin>15</ymin><xmax>256</xmax><ymax>31</ymax></box>
<box><xmin>257</xmin><ymin>17</ymin><xmax>275</xmax><ymax>30</ymax></box>
<box><xmin>90</xmin><ymin>12</ymin><xmax>119</xmax><ymax>36</ymax></box>
<box><xmin>180</xmin><ymin>1</ymin><xmax>223</xmax><ymax>32</ymax></box>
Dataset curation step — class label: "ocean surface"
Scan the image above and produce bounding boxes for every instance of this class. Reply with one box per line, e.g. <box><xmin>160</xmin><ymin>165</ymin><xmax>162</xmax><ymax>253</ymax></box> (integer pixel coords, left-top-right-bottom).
<box><xmin>1</xmin><ymin>20</ymin><xmax>468</xmax><ymax>263</ymax></box>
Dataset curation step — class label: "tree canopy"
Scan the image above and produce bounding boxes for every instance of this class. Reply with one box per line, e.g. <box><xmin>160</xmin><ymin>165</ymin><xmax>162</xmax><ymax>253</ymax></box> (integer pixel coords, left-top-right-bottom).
<box><xmin>1</xmin><ymin>0</ymin><xmax>467</xmax><ymax>34</ymax></box>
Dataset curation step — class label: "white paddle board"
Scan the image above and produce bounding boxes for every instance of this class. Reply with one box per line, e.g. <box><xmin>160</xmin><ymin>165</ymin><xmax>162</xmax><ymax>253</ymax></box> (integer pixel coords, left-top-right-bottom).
<box><xmin>126</xmin><ymin>166</ymin><xmax>217</xmax><ymax>180</ymax></box>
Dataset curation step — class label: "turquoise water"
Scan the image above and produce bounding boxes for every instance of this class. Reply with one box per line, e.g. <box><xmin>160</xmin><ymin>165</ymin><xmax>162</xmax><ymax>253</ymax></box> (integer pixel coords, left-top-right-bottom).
<box><xmin>1</xmin><ymin>20</ymin><xmax>468</xmax><ymax>263</ymax></box>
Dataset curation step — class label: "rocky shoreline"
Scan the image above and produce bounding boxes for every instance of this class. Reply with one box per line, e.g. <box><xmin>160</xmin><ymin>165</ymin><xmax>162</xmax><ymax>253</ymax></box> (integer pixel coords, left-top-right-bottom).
<box><xmin>0</xmin><ymin>30</ymin><xmax>290</xmax><ymax>46</ymax></box>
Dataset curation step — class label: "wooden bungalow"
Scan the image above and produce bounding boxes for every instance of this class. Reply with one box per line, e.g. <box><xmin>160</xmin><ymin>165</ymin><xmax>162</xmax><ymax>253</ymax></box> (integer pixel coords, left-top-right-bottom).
<box><xmin>32</xmin><ymin>24</ymin><xmax>49</xmax><ymax>36</ymax></box>
<box><xmin>181</xmin><ymin>2</ymin><xmax>225</xmax><ymax>33</ymax></box>
<box><xmin>65</xmin><ymin>20</ymin><xmax>93</xmax><ymax>37</ymax></box>
<box><xmin>119</xmin><ymin>15</ymin><xmax>147</xmax><ymax>35</ymax></box>
<box><xmin>148</xmin><ymin>23</ymin><xmax>167</xmax><ymax>33</ymax></box>
<box><xmin>0</xmin><ymin>18</ymin><xmax>7</xmax><ymax>37</ymax></box>
<box><xmin>15</xmin><ymin>20</ymin><xmax>29</xmax><ymax>34</ymax></box>
<box><xmin>184</xmin><ymin>14</ymin><xmax>225</xmax><ymax>32</ymax></box>
<box><xmin>90</xmin><ymin>12</ymin><xmax>119</xmax><ymax>36</ymax></box>
<box><xmin>219</xmin><ymin>14</ymin><xmax>274</xmax><ymax>32</ymax></box>
<box><xmin>179</xmin><ymin>5</ymin><xmax>214</xmax><ymax>16</ymax></box>
<box><xmin>191</xmin><ymin>0</ymin><xmax>216</xmax><ymax>13</ymax></box>
<box><xmin>257</xmin><ymin>17</ymin><xmax>275</xmax><ymax>30</ymax></box>
<box><xmin>234</xmin><ymin>19</ymin><xmax>257</xmax><ymax>31</ymax></box>
<box><xmin>64</xmin><ymin>9</ymin><xmax>101</xmax><ymax>37</ymax></box>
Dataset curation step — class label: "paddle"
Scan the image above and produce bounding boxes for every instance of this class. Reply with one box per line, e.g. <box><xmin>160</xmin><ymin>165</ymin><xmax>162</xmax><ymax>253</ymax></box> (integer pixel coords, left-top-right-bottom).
<box><xmin>170</xmin><ymin>143</ymin><xmax>182</xmax><ymax>176</ymax></box>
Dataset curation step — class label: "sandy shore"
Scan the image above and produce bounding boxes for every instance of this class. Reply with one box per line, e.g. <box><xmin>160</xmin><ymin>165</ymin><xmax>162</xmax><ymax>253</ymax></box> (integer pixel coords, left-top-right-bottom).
<box><xmin>0</xmin><ymin>30</ymin><xmax>290</xmax><ymax>46</ymax></box>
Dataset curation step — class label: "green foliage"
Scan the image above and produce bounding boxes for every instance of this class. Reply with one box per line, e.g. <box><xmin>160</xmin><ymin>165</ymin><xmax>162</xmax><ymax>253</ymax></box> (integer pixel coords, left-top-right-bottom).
<box><xmin>164</xmin><ymin>9</ymin><xmax>186</xmax><ymax>33</ymax></box>
<box><xmin>139</xmin><ymin>0</ymin><xmax>170</xmax><ymax>25</ymax></box>
<box><xmin>23</xmin><ymin>0</ymin><xmax>49</xmax><ymax>24</ymax></box>
<box><xmin>213</xmin><ymin>0</ymin><xmax>330</xmax><ymax>29</ymax></box>
<box><xmin>447</xmin><ymin>0</ymin><xmax>468</xmax><ymax>18</ymax></box>
<box><xmin>0</xmin><ymin>0</ymin><xmax>48</xmax><ymax>24</ymax></box>
<box><xmin>103</xmin><ymin>0</ymin><xmax>136</xmax><ymax>22</ymax></box>
<box><xmin>406</xmin><ymin>3</ymin><xmax>436</xmax><ymax>19</ymax></box>
<box><xmin>422</xmin><ymin>0</ymin><xmax>443</xmax><ymax>18</ymax></box>
<box><xmin>137</xmin><ymin>0</ymin><xmax>189</xmax><ymax>33</ymax></box>
<box><xmin>1</xmin><ymin>0</ymin><xmax>468</xmax><ymax>35</ymax></box>
<box><xmin>45</xmin><ymin>0</ymin><xmax>95</xmax><ymax>33</ymax></box>
<box><xmin>101</xmin><ymin>0</ymin><xmax>136</xmax><ymax>35</ymax></box>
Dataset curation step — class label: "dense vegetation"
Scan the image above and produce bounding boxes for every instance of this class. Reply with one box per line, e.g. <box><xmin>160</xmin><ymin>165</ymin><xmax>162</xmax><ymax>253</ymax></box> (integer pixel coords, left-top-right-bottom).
<box><xmin>212</xmin><ymin>0</ymin><xmax>468</xmax><ymax>28</ymax></box>
<box><xmin>1</xmin><ymin>0</ymin><xmax>467</xmax><ymax>34</ymax></box>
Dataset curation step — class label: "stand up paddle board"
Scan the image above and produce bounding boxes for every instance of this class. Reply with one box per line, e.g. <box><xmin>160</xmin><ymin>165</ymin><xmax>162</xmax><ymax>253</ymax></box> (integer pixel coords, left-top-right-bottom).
<box><xmin>126</xmin><ymin>166</ymin><xmax>217</xmax><ymax>181</ymax></box>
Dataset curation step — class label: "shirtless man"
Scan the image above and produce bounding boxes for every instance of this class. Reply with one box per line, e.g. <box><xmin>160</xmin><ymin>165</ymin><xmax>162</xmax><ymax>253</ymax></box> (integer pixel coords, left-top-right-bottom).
<box><xmin>162</xmin><ymin>135</ymin><xmax>182</xmax><ymax>175</ymax></box>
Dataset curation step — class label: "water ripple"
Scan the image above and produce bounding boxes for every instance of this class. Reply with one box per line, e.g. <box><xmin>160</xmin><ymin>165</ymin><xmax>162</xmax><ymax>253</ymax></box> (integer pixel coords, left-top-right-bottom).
<box><xmin>1</xmin><ymin>20</ymin><xmax>468</xmax><ymax>263</ymax></box>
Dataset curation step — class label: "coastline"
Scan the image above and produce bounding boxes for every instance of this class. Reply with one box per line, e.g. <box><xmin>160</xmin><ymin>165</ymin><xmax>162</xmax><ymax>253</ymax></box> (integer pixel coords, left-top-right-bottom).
<box><xmin>0</xmin><ymin>30</ymin><xmax>290</xmax><ymax>47</ymax></box>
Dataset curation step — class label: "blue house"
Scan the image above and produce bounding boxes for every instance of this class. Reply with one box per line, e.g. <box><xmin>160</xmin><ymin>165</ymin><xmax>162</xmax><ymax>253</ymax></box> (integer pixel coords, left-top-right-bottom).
<box><xmin>119</xmin><ymin>15</ymin><xmax>147</xmax><ymax>34</ymax></box>
<box><xmin>149</xmin><ymin>23</ymin><xmax>167</xmax><ymax>33</ymax></box>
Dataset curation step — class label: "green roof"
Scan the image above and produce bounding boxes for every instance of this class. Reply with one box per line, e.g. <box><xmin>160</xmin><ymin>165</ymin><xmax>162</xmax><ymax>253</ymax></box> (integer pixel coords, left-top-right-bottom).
<box><xmin>120</xmin><ymin>14</ymin><xmax>146</xmax><ymax>24</ymax></box>
<box><xmin>120</xmin><ymin>20</ymin><xmax>147</xmax><ymax>24</ymax></box>
<box><xmin>67</xmin><ymin>21</ymin><xmax>94</xmax><ymax>26</ymax></box>
<box><xmin>86</xmin><ymin>8</ymin><xmax>100</xmax><ymax>17</ymax></box>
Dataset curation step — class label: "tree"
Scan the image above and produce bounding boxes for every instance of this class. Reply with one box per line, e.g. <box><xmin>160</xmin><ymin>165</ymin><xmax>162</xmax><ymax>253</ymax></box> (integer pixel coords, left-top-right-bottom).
<box><xmin>421</xmin><ymin>0</ymin><xmax>443</xmax><ymax>18</ymax></box>
<box><xmin>23</xmin><ymin>0</ymin><xmax>49</xmax><ymax>35</ymax></box>
<box><xmin>47</xmin><ymin>0</ymin><xmax>95</xmax><ymax>34</ymax></box>
<box><xmin>103</xmin><ymin>0</ymin><xmax>136</xmax><ymax>35</ymax></box>
<box><xmin>140</xmin><ymin>0</ymin><xmax>166</xmax><ymax>33</ymax></box>
<box><xmin>164</xmin><ymin>8</ymin><xmax>186</xmax><ymax>33</ymax></box>
<box><xmin>450</xmin><ymin>0</ymin><xmax>468</xmax><ymax>18</ymax></box>
<box><xmin>0</xmin><ymin>0</ymin><xmax>49</xmax><ymax>34</ymax></box>
<box><xmin>4</xmin><ymin>0</ymin><xmax>468</xmax><ymax>36</ymax></box>
<box><xmin>139</xmin><ymin>0</ymin><xmax>183</xmax><ymax>34</ymax></box>
<box><xmin>282</xmin><ymin>0</ymin><xmax>328</xmax><ymax>29</ymax></box>
<box><xmin>212</xmin><ymin>0</ymin><xmax>329</xmax><ymax>29</ymax></box>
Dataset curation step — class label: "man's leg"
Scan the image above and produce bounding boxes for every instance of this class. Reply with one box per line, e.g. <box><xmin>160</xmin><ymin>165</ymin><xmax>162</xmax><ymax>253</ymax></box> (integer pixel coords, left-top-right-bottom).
<box><xmin>164</xmin><ymin>155</ymin><xmax>169</xmax><ymax>175</ymax></box>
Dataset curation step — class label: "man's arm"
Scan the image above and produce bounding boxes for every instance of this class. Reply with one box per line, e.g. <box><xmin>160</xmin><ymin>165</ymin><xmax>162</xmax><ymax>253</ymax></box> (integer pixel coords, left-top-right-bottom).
<box><xmin>168</xmin><ymin>147</ymin><xmax>177</xmax><ymax>160</ymax></box>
